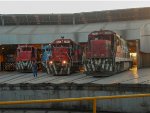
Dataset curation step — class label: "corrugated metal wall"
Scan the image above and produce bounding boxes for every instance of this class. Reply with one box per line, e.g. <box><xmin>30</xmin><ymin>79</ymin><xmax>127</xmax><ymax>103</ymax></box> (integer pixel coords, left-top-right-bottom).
<box><xmin>0</xmin><ymin>19</ymin><xmax>149</xmax><ymax>44</ymax></box>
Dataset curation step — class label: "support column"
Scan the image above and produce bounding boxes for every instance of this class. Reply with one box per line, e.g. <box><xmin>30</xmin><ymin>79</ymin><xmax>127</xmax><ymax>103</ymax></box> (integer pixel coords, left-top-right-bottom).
<box><xmin>136</xmin><ymin>39</ymin><xmax>140</xmax><ymax>68</ymax></box>
<box><xmin>1</xmin><ymin>15</ymin><xmax>4</xmax><ymax>26</ymax></box>
<box><xmin>0</xmin><ymin>56</ymin><xmax>1</xmax><ymax>71</ymax></box>
<box><xmin>73</xmin><ymin>15</ymin><xmax>75</xmax><ymax>25</ymax></box>
<box><xmin>93</xmin><ymin>99</ymin><xmax>97</xmax><ymax>113</ymax></box>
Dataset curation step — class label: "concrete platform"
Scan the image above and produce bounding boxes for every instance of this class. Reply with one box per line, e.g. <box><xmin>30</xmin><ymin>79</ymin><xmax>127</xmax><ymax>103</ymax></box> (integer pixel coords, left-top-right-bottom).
<box><xmin>0</xmin><ymin>67</ymin><xmax>150</xmax><ymax>85</ymax></box>
<box><xmin>0</xmin><ymin>67</ymin><xmax>150</xmax><ymax>113</ymax></box>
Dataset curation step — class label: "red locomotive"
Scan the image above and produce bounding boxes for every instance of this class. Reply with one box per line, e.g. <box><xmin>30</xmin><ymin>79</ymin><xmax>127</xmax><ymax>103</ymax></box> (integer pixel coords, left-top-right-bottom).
<box><xmin>46</xmin><ymin>37</ymin><xmax>82</xmax><ymax>75</ymax></box>
<box><xmin>84</xmin><ymin>30</ymin><xmax>132</xmax><ymax>76</ymax></box>
<box><xmin>16</xmin><ymin>44</ymin><xmax>37</xmax><ymax>72</ymax></box>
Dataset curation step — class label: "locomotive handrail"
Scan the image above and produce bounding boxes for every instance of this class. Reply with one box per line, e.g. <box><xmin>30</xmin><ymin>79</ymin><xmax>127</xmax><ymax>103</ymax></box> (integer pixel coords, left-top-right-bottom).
<box><xmin>0</xmin><ymin>93</ymin><xmax>150</xmax><ymax>113</ymax></box>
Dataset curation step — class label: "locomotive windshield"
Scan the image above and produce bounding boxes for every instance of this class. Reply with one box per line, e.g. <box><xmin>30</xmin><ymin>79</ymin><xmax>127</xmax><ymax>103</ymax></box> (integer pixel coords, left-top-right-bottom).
<box><xmin>94</xmin><ymin>35</ymin><xmax>111</xmax><ymax>40</ymax></box>
<box><xmin>52</xmin><ymin>39</ymin><xmax>73</xmax><ymax>48</ymax></box>
<box><xmin>22</xmin><ymin>47</ymin><xmax>32</xmax><ymax>51</ymax></box>
<box><xmin>88</xmin><ymin>30</ymin><xmax>114</xmax><ymax>41</ymax></box>
<box><xmin>89</xmin><ymin>35</ymin><xmax>112</xmax><ymax>41</ymax></box>
<box><xmin>53</xmin><ymin>43</ymin><xmax>71</xmax><ymax>47</ymax></box>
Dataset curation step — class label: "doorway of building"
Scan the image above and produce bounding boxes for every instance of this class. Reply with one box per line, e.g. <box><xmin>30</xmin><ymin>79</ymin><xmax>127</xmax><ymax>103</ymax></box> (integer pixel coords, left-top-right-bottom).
<box><xmin>127</xmin><ymin>40</ymin><xmax>138</xmax><ymax>67</ymax></box>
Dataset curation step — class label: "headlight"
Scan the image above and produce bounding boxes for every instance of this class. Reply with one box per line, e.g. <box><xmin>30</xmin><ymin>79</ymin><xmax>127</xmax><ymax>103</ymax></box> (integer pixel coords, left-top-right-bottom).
<box><xmin>62</xmin><ymin>60</ymin><xmax>67</xmax><ymax>64</ymax></box>
<box><xmin>49</xmin><ymin>61</ymin><xmax>53</xmax><ymax>64</ymax></box>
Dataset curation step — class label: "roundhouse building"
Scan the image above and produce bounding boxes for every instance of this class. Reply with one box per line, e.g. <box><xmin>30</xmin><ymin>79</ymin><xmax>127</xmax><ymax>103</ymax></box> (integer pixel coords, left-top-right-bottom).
<box><xmin>0</xmin><ymin>7</ymin><xmax>150</xmax><ymax>68</ymax></box>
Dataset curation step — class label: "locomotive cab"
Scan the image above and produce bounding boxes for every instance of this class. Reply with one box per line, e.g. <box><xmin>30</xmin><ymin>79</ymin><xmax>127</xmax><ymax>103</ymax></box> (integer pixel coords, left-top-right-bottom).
<box><xmin>17</xmin><ymin>46</ymin><xmax>36</xmax><ymax>61</ymax></box>
<box><xmin>87</xmin><ymin>31</ymin><xmax>112</xmax><ymax>58</ymax></box>
<box><xmin>49</xmin><ymin>42</ymin><xmax>73</xmax><ymax>66</ymax></box>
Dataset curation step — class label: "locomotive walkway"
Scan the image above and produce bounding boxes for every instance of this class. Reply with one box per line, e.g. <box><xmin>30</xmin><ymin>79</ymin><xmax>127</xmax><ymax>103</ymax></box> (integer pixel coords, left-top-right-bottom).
<box><xmin>0</xmin><ymin>67</ymin><xmax>150</xmax><ymax>85</ymax></box>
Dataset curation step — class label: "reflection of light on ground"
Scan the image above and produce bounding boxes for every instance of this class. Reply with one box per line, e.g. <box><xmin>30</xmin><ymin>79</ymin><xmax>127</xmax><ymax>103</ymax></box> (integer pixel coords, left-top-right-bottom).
<box><xmin>130</xmin><ymin>53</ymin><xmax>137</xmax><ymax>65</ymax></box>
<box><xmin>130</xmin><ymin>66</ymin><xmax>139</xmax><ymax>83</ymax></box>
<box><xmin>130</xmin><ymin>66</ymin><xmax>138</xmax><ymax>76</ymax></box>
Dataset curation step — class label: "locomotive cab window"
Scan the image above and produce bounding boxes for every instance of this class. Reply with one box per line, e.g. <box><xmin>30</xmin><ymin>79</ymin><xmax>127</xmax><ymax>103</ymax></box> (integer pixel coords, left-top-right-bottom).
<box><xmin>22</xmin><ymin>47</ymin><xmax>32</xmax><ymax>51</ymax></box>
<box><xmin>89</xmin><ymin>35</ymin><xmax>111</xmax><ymax>41</ymax></box>
<box><xmin>53</xmin><ymin>43</ymin><xmax>69</xmax><ymax>47</ymax></box>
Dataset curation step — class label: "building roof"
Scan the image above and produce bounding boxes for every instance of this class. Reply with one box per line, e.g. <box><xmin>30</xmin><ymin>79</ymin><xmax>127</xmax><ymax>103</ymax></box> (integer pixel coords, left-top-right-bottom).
<box><xmin>0</xmin><ymin>7</ymin><xmax>150</xmax><ymax>25</ymax></box>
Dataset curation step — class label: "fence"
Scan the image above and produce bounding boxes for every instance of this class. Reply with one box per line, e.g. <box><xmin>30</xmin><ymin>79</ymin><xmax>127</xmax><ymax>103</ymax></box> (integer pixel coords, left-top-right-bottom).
<box><xmin>0</xmin><ymin>94</ymin><xmax>150</xmax><ymax>113</ymax></box>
